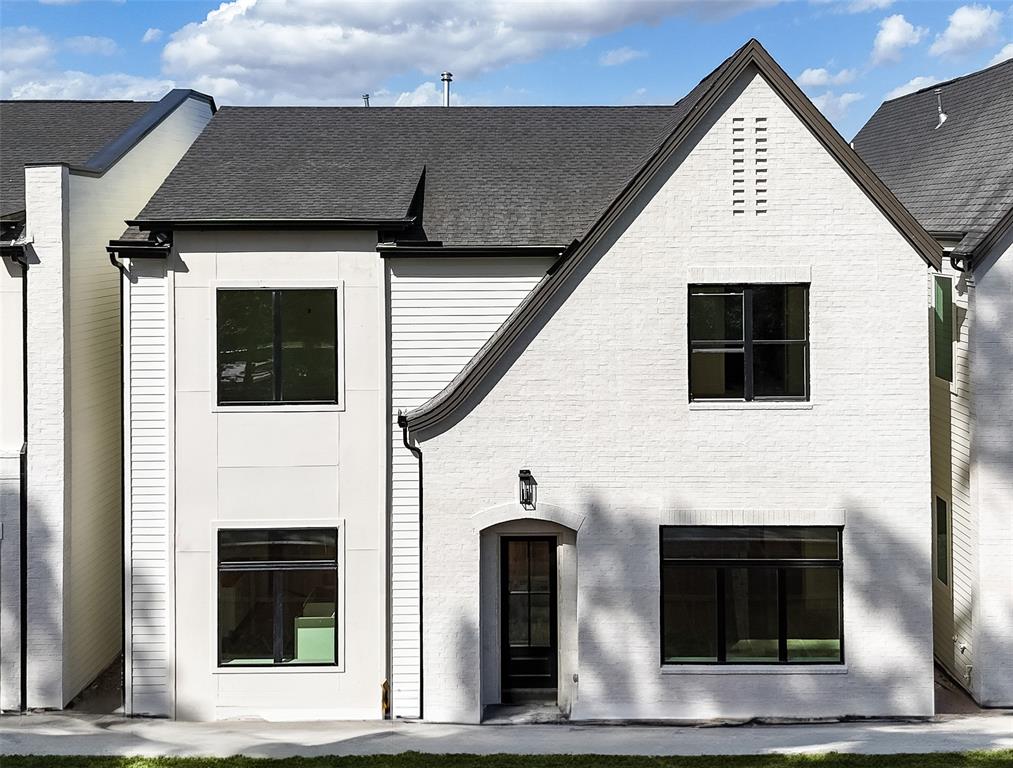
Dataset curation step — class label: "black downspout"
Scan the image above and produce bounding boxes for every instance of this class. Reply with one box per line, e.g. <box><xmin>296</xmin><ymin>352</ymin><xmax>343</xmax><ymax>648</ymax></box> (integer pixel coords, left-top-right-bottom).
<box><xmin>110</xmin><ymin>251</ymin><xmax>127</xmax><ymax>714</ymax></box>
<box><xmin>12</xmin><ymin>250</ymin><xmax>29</xmax><ymax>713</ymax></box>
<box><xmin>397</xmin><ymin>411</ymin><xmax>423</xmax><ymax>720</ymax></box>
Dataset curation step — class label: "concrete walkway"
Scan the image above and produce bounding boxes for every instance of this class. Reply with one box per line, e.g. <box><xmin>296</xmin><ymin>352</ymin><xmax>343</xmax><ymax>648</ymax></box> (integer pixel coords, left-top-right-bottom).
<box><xmin>2</xmin><ymin>711</ymin><xmax>1012</xmax><ymax>757</ymax></box>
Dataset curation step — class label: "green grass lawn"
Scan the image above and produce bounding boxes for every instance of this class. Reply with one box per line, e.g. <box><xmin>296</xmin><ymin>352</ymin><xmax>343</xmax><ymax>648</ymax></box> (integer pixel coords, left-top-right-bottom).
<box><xmin>3</xmin><ymin>752</ymin><xmax>1011</xmax><ymax>768</ymax></box>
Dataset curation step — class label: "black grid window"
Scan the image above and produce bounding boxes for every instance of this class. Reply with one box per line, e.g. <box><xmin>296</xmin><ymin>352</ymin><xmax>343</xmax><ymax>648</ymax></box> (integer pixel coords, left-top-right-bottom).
<box><xmin>217</xmin><ymin>288</ymin><xmax>338</xmax><ymax>405</ymax></box>
<box><xmin>217</xmin><ymin>528</ymin><xmax>338</xmax><ymax>667</ymax></box>
<box><xmin>689</xmin><ymin>284</ymin><xmax>809</xmax><ymax>401</ymax></box>
<box><xmin>661</xmin><ymin>526</ymin><xmax>843</xmax><ymax>665</ymax></box>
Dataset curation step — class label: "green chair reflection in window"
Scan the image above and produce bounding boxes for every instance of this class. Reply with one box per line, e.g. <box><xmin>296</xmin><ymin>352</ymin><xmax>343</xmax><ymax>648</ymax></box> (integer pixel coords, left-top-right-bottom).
<box><xmin>295</xmin><ymin>598</ymin><xmax>335</xmax><ymax>663</ymax></box>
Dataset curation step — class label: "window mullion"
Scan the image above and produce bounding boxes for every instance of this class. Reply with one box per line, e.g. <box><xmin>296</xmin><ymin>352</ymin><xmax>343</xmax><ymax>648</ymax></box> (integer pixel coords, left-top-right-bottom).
<box><xmin>272</xmin><ymin>290</ymin><xmax>283</xmax><ymax>402</ymax></box>
<box><xmin>743</xmin><ymin>287</ymin><xmax>754</xmax><ymax>401</ymax></box>
<box><xmin>777</xmin><ymin>567</ymin><xmax>788</xmax><ymax>662</ymax></box>
<box><xmin>716</xmin><ymin>568</ymin><xmax>727</xmax><ymax>663</ymax></box>
<box><xmin>272</xmin><ymin>570</ymin><xmax>284</xmax><ymax>664</ymax></box>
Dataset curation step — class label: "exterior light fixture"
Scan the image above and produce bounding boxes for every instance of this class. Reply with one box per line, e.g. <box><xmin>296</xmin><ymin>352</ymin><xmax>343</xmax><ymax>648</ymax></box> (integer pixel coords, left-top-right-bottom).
<box><xmin>519</xmin><ymin>469</ymin><xmax>537</xmax><ymax>510</ymax></box>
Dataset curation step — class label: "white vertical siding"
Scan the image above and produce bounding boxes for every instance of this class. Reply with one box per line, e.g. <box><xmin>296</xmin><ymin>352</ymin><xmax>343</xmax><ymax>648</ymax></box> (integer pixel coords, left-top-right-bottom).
<box><xmin>65</xmin><ymin>96</ymin><xmax>211</xmax><ymax>705</ymax></box>
<box><xmin>388</xmin><ymin>257</ymin><xmax>552</xmax><ymax>718</ymax></box>
<box><xmin>930</xmin><ymin>264</ymin><xmax>975</xmax><ymax>689</ymax></box>
<box><xmin>124</xmin><ymin>260</ymin><xmax>173</xmax><ymax>716</ymax></box>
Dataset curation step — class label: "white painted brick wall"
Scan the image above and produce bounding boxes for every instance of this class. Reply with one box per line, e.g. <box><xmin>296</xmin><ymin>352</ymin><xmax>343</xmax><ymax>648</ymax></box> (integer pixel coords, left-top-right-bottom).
<box><xmin>416</xmin><ymin>69</ymin><xmax>935</xmax><ymax>722</ymax></box>
<box><xmin>0</xmin><ymin>456</ymin><xmax>22</xmax><ymax>710</ymax></box>
<box><xmin>23</xmin><ymin>164</ymin><xmax>70</xmax><ymax>709</ymax></box>
<box><xmin>971</xmin><ymin>229</ymin><xmax>1013</xmax><ymax>706</ymax></box>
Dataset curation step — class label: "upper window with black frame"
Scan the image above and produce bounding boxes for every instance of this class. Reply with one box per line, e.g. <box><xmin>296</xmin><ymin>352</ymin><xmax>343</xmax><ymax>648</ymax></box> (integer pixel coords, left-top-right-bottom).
<box><xmin>689</xmin><ymin>284</ymin><xmax>809</xmax><ymax>401</ymax></box>
<box><xmin>661</xmin><ymin>526</ymin><xmax>843</xmax><ymax>665</ymax></box>
<box><xmin>218</xmin><ymin>527</ymin><xmax>338</xmax><ymax>666</ymax></box>
<box><xmin>217</xmin><ymin>288</ymin><xmax>338</xmax><ymax>405</ymax></box>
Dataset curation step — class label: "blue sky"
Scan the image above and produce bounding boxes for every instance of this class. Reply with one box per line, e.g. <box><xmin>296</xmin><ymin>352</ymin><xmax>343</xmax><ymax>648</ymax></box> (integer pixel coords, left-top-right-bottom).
<box><xmin>1</xmin><ymin>0</ymin><xmax>1011</xmax><ymax>138</ymax></box>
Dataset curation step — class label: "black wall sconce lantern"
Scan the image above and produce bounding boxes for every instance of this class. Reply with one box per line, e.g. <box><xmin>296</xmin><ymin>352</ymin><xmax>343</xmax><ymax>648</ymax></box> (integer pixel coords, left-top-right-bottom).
<box><xmin>519</xmin><ymin>469</ymin><xmax>537</xmax><ymax>510</ymax></box>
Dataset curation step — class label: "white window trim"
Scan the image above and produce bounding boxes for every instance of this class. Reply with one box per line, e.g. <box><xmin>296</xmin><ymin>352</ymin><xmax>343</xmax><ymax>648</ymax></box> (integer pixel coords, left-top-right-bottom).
<box><xmin>209</xmin><ymin>518</ymin><xmax>346</xmax><ymax>675</ymax></box>
<box><xmin>208</xmin><ymin>279</ymin><xmax>346</xmax><ymax>413</ymax></box>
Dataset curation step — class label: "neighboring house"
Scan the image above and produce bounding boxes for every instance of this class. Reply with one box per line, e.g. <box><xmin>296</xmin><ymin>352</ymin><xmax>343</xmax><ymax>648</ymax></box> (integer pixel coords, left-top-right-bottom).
<box><xmin>0</xmin><ymin>90</ymin><xmax>215</xmax><ymax>711</ymax></box>
<box><xmin>399</xmin><ymin>39</ymin><xmax>944</xmax><ymax>722</ymax></box>
<box><xmin>114</xmin><ymin>39</ymin><xmax>945</xmax><ymax>723</ymax></box>
<box><xmin>854</xmin><ymin>59</ymin><xmax>1013</xmax><ymax>707</ymax></box>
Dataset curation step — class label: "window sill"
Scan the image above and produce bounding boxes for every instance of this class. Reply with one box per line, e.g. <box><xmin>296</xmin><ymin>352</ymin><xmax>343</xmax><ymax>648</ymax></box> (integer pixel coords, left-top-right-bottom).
<box><xmin>212</xmin><ymin>403</ymin><xmax>345</xmax><ymax>414</ymax></box>
<box><xmin>688</xmin><ymin>401</ymin><xmax>813</xmax><ymax>411</ymax></box>
<box><xmin>213</xmin><ymin>665</ymin><xmax>344</xmax><ymax>675</ymax></box>
<box><xmin>661</xmin><ymin>664</ymin><xmax>847</xmax><ymax>675</ymax></box>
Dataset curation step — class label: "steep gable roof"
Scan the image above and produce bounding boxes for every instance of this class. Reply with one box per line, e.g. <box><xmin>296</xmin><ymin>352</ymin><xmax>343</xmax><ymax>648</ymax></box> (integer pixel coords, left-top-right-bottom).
<box><xmin>0</xmin><ymin>89</ymin><xmax>215</xmax><ymax>219</ymax></box>
<box><xmin>853</xmin><ymin>59</ymin><xmax>1013</xmax><ymax>260</ymax></box>
<box><xmin>405</xmin><ymin>38</ymin><xmax>941</xmax><ymax>435</ymax></box>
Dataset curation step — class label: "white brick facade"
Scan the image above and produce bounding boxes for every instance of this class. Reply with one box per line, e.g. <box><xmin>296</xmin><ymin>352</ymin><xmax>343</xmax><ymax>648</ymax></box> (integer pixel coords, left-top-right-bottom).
<box><xmin>410</xmin><ymin>68</ymin><xmax>935</xmax><ymax>722</ymax></box>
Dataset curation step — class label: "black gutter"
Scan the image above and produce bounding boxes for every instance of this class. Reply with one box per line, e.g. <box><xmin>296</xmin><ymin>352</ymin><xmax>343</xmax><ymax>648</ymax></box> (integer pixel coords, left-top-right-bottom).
<box><xmin>10</xmin><ymin>249</ymin><xmax>29</xmax><ymax>713</ymax></box>
<box><xmin>377</xmin><ymin>243</ymin><xmax>567</xmax><ymax>259</ymax></box>
<box><xmin>128</xmin><ymin>217</ymin><xmax>417</xmax><ymax>231</ymax></box>
<box><xmin>397</xmin><ymin>411</ymin><xmax>423</xmax><ymax>720</ymax></box>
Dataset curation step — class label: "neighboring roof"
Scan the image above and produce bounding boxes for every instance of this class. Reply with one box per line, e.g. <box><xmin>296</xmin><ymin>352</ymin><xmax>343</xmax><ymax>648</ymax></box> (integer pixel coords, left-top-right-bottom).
<box><xmin>853</xmin><ymin>58</ymin><xmax>1013</xmax><ymax>259</ymax></box>
<box><xmin>135</xmin><ymin>105</ymin><xmax>682</xmax><ymax>246</ymax></box>
<box><xmin>405</xmin><ymin>38</ymin><xmax>942</xmax><ymax>435</ymax></box>
<box><xmin>0</xmin><ymin>89</ymin><xmax>216</xmax><ymax>219</ymax></box>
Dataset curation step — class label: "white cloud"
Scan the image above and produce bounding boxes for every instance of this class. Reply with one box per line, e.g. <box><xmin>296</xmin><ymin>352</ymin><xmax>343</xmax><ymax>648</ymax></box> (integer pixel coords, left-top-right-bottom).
<box><xmin>66</xmin><ymin>35</ymin><xmax>119</xmax><ymax>56</ymax></box>
<box><xmin>811</xmin><ymin>90</ymin><xmax>863</xmax><ymax>120</ymax></box>
<box><xmin>843</xmin><ymin>0</ymin><xmax>893</xmax><ymax>12</ymax></box>
<box><xmin>885</xmin><ymin>75</ymin><xmax>940</xmax><ymax>99</ymax></box>
<box><xmin>872</xmin><ymin>14</ymin><xmax>927</xmax><ymax>64</ymax></box>
<box><xmin>142</xmin><ymin>28</ymin><xmax>164</xmax><ymax>44</ymax></box>
<box><xmin>930</xmin><ymin>5</ymin><xmax>1003</xmax><ymax>57</ymax></box>
<box><xmin>989</xmin><ymin>42</ymin><xmax>1013</xmax><ymax>65</ymax></box>
<box><xmin>7</xmin><ymin>70</ymin><xmax>173</xmax><ymax>100</ymax></box>
<box><xmin>393</xmin><ymin>81</ymin><xmax>445</xmax><ymax>106</ymax></box>
<box><xmin>796</xmin><ymin>66</ymin><xmax>856</xmax><ymax>87</ymax></box>
<box><xmin>599</xmin><ymin>46</ymin><xmax>646</xmax><ymax>66</ymax></box>
<box><xmin>160</xmin><ymin>0</ymin><xmax>777</xmax><ymax>105</ymax></box>
<box><xmin>0</xmin><ymin>26</ymin><xmax>54</xmax><ymax>67</ymax></box>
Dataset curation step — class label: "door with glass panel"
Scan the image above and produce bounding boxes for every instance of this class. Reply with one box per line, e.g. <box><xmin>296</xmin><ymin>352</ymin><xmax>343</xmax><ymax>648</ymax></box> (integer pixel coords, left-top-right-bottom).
<box><xmin>501</xmin><ymin>537</ymin><xmax>557</xmax><ymax>702</ymax></box>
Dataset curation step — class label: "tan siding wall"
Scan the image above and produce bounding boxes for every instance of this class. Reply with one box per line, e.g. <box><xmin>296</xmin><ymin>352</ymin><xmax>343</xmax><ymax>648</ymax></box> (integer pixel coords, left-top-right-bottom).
<box><xmin>387</xmin><ymin>257</ymin><xmax>552</xmax><ymax>717</ymax></box>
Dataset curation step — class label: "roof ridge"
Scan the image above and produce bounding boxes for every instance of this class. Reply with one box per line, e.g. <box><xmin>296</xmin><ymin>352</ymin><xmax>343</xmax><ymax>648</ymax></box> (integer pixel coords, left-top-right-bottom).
<box><xmin>0</xmin><ymin>99</ymin><xmax>152</xmax><ymax>104</ymax></box>
<box><xmin>883</xmin><ymin>57</ymin><xmax>1013</xmax><ymax>103</ymax></box>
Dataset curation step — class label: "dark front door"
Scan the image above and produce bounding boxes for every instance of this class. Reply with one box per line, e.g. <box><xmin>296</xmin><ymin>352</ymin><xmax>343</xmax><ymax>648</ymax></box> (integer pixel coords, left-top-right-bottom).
<box><xmin>501</xmin><ymin>536</ymin><xmax>557</xmax><ymax>703</ymax></box>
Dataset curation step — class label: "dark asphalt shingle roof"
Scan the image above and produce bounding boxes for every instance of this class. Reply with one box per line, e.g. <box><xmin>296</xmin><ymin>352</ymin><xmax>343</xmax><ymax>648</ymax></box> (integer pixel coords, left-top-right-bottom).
<box><xmin>0</xmin><ymin>100</ymin><xmax>154</xmax><ymax>217</ymax></box>
<box><xmin>853</xmin><ymin>59</ymin><xmax>1013</xmax><ymax>256</ymax></box>
<box><xmin>136</xmin><ymin>105</ymin><xmax>684</xmax><ymax>246</ymax></box>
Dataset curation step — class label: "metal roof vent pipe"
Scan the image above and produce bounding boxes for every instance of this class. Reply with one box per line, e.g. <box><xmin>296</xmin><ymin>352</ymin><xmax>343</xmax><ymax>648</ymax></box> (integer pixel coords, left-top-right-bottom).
<box><xmin>362</xmin><ymin>93</ymin><xmax>370</xmax><ymax>107</ymax></box>
<box><xmin>441</xmin><ymin>72</ymin><xmax>453</xmax><ymax>107</ymax></box>
<box><xmin>935</xmin><ymin>88</ymin><xmax>947</xmax><ymax>130</ymax></box>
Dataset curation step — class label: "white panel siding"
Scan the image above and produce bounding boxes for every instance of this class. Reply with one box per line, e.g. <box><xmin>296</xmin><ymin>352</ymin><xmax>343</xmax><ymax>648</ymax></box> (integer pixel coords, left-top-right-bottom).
<box><xmin>930</xmin><ymin>264</ymin><xmax>975</xmax><ymax>690</ymax></box>
<box><xmin>124</xmin><ymin>261</ymin><xmax>172</xmax><ymax>716</ymax></box>
<box><xmin>66</xmin><ymin>95</ymin><xmax>210</xmax><ymax>709</ymax></box>
<box><xmin>388</xmin><ymin>258</ymin><xmax>552</xmax><ymax>718</ymax></box>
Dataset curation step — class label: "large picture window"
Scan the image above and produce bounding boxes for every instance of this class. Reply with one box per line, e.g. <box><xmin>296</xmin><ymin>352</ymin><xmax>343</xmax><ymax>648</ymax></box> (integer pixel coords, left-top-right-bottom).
<box><xmin>217</xmin><ymin>528</ymin><xmax>338</xmax><ymax>666</ymax></box>
<box><xmin>689</xmin><ymin>284</ymin><xmax>809</xmax><ymax>401</ymax></box>
<box><xmin>217</xmin><ymin>288</ymin><xmax>338</xmax><ymax>405</ymax></box>
<box><xmin>661</xmin><ymin>526</ymin><xmax>843</xmax><ymax>665</ymax></box>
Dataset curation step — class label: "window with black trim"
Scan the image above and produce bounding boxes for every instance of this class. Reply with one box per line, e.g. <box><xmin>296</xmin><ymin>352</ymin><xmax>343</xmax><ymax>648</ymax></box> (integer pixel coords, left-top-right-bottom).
<box><xmin>935</xmin><ymin>497</ymin><xmax>949</xmax><ymax>587</ymax></box>
<box><xmin>933</xmin><ymin>276</ymin><xmax>953</xmax><ymax>382</ymax></box>
<box><xmin>217</xmin><ymin>288</ymin><xmax>338</xmax><ymax>405</ymax></box>
<box><xmin>661</xmin><ymin>526</ymin><xmax>843</xmax><ymax>664</ymax></box>
<box><xmin>689</xmin><ymin>284</ymin><xmax>809</xmax><ymax>401</ymax></box>
<box><xmin>217</xmin><ymin>528</ymin><xmax>338</xmax><ymax>666</ymax></box>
